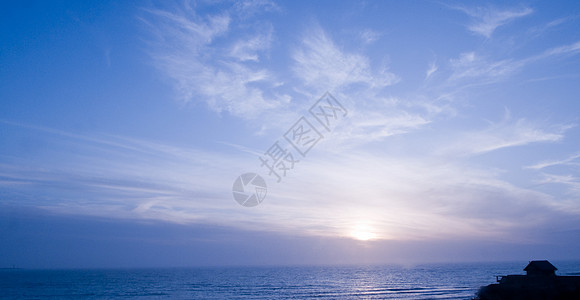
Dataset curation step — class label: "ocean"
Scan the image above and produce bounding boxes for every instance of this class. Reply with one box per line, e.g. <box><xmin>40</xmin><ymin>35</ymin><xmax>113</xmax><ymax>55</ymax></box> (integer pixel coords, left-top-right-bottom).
<box><xmin>2</xmin><ymin>261</ymin><xmax>580</xmax><ymax>299</ymax></box>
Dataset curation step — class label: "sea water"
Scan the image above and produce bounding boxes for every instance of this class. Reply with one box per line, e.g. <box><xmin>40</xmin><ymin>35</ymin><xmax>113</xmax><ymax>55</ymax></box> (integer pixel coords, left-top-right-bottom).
<box><xmin>2</xmin><ymin>261</ymin><xmax>580</xmax><ymax>299</ymax></box>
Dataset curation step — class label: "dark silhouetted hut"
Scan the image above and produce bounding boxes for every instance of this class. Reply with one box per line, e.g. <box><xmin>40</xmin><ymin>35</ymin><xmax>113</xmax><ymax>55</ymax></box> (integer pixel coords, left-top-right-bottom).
<box><xmin>524</xmin><ymin>260</ymin><xmax>557</xmax><ymax>276</ymax></box>
<box><xmin>475</xmin><ymin>260</ymin><xmax>580</xmax><ymax>300</ymax></box>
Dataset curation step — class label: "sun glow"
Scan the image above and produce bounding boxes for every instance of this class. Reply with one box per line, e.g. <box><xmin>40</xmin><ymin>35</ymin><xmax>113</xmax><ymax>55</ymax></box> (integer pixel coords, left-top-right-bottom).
<box><xmin>352</xmin><ymin>231</ymin><xmax>377</xmax><ymax>241</ymax></box>
<box><xmin>350</xmin><ymin>224</ymin><xmax>378</xmax><ymax>241</ymax></box>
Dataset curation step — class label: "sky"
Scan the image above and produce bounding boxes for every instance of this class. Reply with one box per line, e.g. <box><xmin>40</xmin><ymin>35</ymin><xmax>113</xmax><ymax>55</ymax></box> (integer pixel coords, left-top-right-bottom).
<box><xmin>1</xmin><ymin>0</ymin><xmax>580</xmax><ymax>268</ymax></box>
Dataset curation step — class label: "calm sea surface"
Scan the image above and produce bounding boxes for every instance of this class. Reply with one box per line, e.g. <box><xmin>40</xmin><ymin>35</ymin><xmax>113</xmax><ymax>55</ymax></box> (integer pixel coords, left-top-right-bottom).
<box><xmin>2</xmin><ymin>261</ymin><xmax>580</xmax><ymax>299</ymax></box>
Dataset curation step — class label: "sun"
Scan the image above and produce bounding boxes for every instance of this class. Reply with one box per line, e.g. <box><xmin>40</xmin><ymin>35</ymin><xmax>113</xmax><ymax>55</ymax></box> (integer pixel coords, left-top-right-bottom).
<box><xmin>351</xmin><ymin>230</ymin><xmax>377</xmax><ymax>241</ymax></box>
<box><xmin>350</xmin><ymin>224</ymin><xmax>378</xmax><ymax>241</ymax></box>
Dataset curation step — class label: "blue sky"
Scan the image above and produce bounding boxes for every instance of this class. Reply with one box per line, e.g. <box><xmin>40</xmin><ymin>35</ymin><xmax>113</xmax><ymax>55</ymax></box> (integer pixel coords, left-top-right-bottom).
<box><xmin>1</xmin><ymin>0</ymin><xmax>580</xmax><ymax>268</ymax></box>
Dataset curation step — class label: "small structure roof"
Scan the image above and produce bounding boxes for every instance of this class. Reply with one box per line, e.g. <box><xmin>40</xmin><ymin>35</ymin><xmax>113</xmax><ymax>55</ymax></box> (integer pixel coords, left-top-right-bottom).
<box><xmin>524</xmin><ymin>260</ymin><xmax>557</xmax><ymax>272</ymax></box>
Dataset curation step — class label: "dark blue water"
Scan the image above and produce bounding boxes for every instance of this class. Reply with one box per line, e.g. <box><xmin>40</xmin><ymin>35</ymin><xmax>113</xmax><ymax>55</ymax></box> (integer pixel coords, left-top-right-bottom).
<box><xmin>2</xmin><ymin>262</ymin><xmax>580</xmax><ymax>299</ymax></box>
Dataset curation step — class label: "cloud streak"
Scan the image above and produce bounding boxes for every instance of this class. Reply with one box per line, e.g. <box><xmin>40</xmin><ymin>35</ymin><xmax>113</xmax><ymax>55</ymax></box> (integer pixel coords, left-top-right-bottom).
<box><xmin>142</xmin><ymin>2</ymin><xmax>287</xmax><ymax>119</ymax></box>
<box><xmin>446</xmin><ymin>40</ymin><xmax>580</xmax><ymax>86</ymax></box>
<box><xmin>456</xmin><ymin>5</ymin><xmax>533</xmax><ymax>38</ymax></box>
<box><xmin>527</xmin><ymin>153</ymin><xmax>580</xmax><ymax>170</ymax></box>
<box><xmin>433</xmin><ymin>109</ymin><xmax>573</xmax><ymax>157</ymax></box>
<box><xmin>3</xmin><ymin>119</ymin><xmax>578</xmax><ymax>245</ymax></box>
<box><xmin>292</xmin><ymin>25</ymin><xmax>399</xmax><ymax>91</ymax></box>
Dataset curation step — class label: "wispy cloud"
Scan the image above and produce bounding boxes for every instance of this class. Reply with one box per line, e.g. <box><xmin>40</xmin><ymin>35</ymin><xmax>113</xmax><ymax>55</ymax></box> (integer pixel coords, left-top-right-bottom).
<box><xmin>537</xmin><ymin>173</ymin><xmax>580</xmax><ymax>190</ymax></box>
<box><xmin>288</xmin><ymin>26</ymin><xmax>431</xmax><ymax>145</ymax></box>
<box><xmin>292</xmin><ymin>25</ymin><xmax>398</xmax><ymax>91</ymax></box>
<box><xmin>527</xmin><ymin>16</ymin><xmax>573</xmax><ymax>38</ymax></box>
<box><xmin>263</xmin><ymin>147</ymin><xmax>564</xmax><ymax>241</ymax></box>
<box><xmin>448</xmin><ymin>52</ymin><xmax>521</xmax><ymax>83</ymax></box>
<box><xmin>425</xmin><ymin>61</ymin><xmax>438</xmax><ymax>80</ymax></box>
<box><xmin>438</xmin><ymin>110</ymin><xmax>572</xmax><ymax>156</ymax></box>
<box><xmin>2</xmin><ymin>113</ymin><xmax>577</xmax><ymax>244</ymax></box>
<box><xmin>141</xmin><ymin>2</ymin><xmax>287</xmax><ymax>119</ymax></box>
<box><xmin>534</xmin><ymin>173</ymin><xmax>580</xmax><ymax>213</ymax></box>
<box><xmin>335</xmin><ymin>104</ymin><xmax>431</xmax><ymax>144</ymax></box>
<box><xmin>540</xmin><ymin>40</ymin><xmax>580</xmax><ymax>57</ymax></box>
<box><xmin>526</xmin><ymin>152</ymin><xmax>580</xmax><ymax>210</ymax></box>
<box><xmin>229</xmin><ymin>24</ymin><xmax>273</xmax><ymax>61</ymax></box>
<box><xmin>137</xmin><ymin>9</ymin><xmax>580</xmax><ymax>243</ymax></box>
<box><xmin>360</xmin><ymin>29</ymin><xmax>381</xmax><ymax>44</ymax></box>
<box><xmin>234</xmin><ymin>0</ymin><xmax>280</xmax><ymax>18</ymax></box>
<box><xmin>447</xmin><ymin>39</ymin><xmax>580</xmax><ymax>85</ymax></box>
<box><xmin>527</xmin><ymin>153</ymin><xmax>580</xmax><ymax>170</ymax></box>
<box><xmin>456</xmin><ymin>5</ymin><xmax>533</xmax><ymax>38</ymax></box>
<box><xmin>0</xmin><ymin>121</ymin><xmax>255</xmax><ymax>222</ymax></box>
